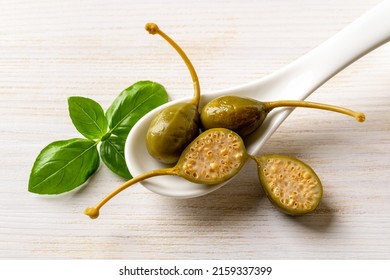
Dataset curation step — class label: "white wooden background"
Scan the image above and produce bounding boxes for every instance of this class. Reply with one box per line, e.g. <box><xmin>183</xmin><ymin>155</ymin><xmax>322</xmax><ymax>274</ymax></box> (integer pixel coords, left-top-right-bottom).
<box><xmin>1</xmin><ymin>0</ymin><xmax>389</xmax><ymax>259</ymax></box>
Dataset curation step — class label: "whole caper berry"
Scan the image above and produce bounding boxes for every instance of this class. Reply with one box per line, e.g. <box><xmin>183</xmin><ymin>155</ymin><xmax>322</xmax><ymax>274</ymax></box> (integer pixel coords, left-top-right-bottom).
<box><xmin>145</xmin><ymin>23</ymin><xmax>201</xmax><ymax>164</ymax></box>
<box><xmin>201</xmin><ymin>95</ymin><xmax>365</xmax><ymax>137</ymax></box>
<box><xmin>200</xmin><ymin>96</ymin><xmax>267</xmax><ymax>137</ymax></box>
<box><xmin>146</xmin><ymin>102</ymin><xmax>200</xmax><ymax>164</ymax></box>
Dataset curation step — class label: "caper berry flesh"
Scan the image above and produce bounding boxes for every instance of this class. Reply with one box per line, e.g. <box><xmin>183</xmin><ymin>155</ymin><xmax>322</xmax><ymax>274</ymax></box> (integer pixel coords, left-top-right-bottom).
<box><xmin>201</xmin><ymin>96</ymin><xmax>365</xmax><ymax>137</ymax></box>
<box><xmin>145</xmin><ymin>23</ymin><xmax>201</xmax><ymax>164</ymax></box>
<box><xmin>178</xmin><ymin>128</ymin><xmax>247</xmax><ymax>184</ymax></box>
<box><xmin>253</xmin><ymin>154</ymin><xmax>323</xmax><ymax>215</ymax></box>
<box><xmin>85</xmin><ymin>128</ymin><xmax>248</xmax><ymax>219</ymax></box>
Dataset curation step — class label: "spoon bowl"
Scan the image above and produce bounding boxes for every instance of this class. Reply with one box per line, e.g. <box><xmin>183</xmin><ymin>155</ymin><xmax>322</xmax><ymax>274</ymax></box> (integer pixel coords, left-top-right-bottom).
<box><xmin>125</xmin><ymin>0</ymin><xmax>390</xmax><ymax>198</ymax></box>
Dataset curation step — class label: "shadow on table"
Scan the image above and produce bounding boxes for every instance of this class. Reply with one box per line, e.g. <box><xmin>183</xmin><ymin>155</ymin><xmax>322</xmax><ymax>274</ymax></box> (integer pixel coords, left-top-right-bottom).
<box><xmin>168</xmin><ymin>163</ymin><xmax>335</xmax><ymax>233</ymax></box>
<box><xmin>285</xmin><ymin>199</ymin><xmax>336</xmax><ymax>233</ymax></box>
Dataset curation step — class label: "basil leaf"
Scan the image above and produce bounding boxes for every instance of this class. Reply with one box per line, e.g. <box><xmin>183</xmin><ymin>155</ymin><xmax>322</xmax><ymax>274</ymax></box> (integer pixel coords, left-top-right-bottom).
<box><xmin>28</xmin><ymin>139</ymin><xmax>100</xmax><ymax>194</ymax></box>
<box><xmin>106</xmin><ymin>81</ymin><xmax>168</xmax><ymax>139</ymax></box>
<box><xmin>68</xmin><ymin>96</ymin><xmax>108</xmax><ymax>140</ymax></box>
<box><xmin>100</xmin><ymin>135</ymin><xmax>131</xmax><ymax>179</ymax></box>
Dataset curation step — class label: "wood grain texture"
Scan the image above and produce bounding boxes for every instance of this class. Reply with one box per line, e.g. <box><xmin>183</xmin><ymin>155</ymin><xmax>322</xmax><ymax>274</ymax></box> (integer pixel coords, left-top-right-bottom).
<box><xmin>0</xmin><ymin>0</ymin><xmax>389</xmax><ymax>259</ymax></box>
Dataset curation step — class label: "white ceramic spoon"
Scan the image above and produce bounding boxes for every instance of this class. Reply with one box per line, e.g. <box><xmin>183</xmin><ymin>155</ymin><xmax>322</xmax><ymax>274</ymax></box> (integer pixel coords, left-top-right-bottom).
<box><xmin>125</xmin><ymin>0</ymin><xmax>390</xmax><ymax>198</ymax></box>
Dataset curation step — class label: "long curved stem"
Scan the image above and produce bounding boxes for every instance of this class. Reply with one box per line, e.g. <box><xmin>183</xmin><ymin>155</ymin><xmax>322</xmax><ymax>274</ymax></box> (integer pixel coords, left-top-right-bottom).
<box><xmin>84</xmin><ymin>167</ymin><xmax>178</xmax><ymax>219</ymax></box>
<box><xmin>145</xmin><ymin>23</ymin><xmax>201</xmax><ymax>107</ymax></box>
<box><xmin>263</xmin><ymin>100</ymin><xmax>365</xmax><ymax>122</ymax></box>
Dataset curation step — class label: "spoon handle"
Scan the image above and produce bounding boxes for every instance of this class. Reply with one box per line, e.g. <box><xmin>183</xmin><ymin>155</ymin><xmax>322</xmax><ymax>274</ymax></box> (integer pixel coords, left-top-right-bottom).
<box><xmin>245</xmin><ymin>0</ymin><xmax>390</xmax><ymax>155</ymax></box>
<box><xmin>280</xmin><ymin>0</ymin><xmax>390</xmax><ymax>99</ymax></box>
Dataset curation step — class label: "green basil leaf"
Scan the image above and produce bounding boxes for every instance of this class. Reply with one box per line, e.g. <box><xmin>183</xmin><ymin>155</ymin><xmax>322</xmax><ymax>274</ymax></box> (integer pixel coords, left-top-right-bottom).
<box><xmin>100</xmin><ymin>135</ymin><xmax>131</xmax><ymax>179</ymax></box>
<box><xmin>106</xmin><ymin>81</ymin><xmax>168</xmax><ymax>139</ymax></box>
<box><xmin>28</xmin><ymin>139</ymin><xmax>100</xmax><ymax>194</ymax></box>
<box><xmin>68</xmin><ymin>96</ymin><xmax>108</xmax><ymax>140</ymax></box>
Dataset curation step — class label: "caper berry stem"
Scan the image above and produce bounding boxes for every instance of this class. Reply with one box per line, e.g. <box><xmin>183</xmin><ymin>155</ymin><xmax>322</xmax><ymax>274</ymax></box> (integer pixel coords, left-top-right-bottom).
<box><xmin>84</xmin><ymin>167</ymin><xmax>178</xmax><ymax>219</ymax></box>
<box><xmin>145</xmin><ymin>23</ymin><xmax>201</xmax><ymax>107</ymax></box>
<box><xmin>263</xmin><ymin>100</ymin><xmax>365</xmax><ymax>122</ymax></box>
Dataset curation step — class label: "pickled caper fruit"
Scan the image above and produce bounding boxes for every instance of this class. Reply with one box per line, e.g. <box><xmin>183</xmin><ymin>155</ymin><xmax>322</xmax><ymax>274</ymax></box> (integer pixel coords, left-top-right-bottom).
<box><xmin>146</xmin><ymin>102</ymin><xmax>199</xmax><ymax>164</ymax></box>
<box><xmin>201</xmin><ymin>96</ymin><xmax>365</xmax><ymax>137</ymax></box>
<box><xmin>252</xmin><ymin>154</ymin><xmax>323</xmax><ymax>215</ymax></box>
<box><xmin>85</xmin><ymin>128</ymin><xmax>248</xmax><ymax>219</ymax></box>
<box><xmin>145</xmin><ymin>23</ymin><xmax>201</xmax><ymax>164</ymax></box>
<box><xmin>84</xmin><ymin>127</ymin><xmax>326</xmax><ymax>219</ymax></box>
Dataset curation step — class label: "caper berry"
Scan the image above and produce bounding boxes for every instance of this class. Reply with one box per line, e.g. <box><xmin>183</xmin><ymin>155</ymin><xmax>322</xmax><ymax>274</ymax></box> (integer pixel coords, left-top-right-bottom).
<box><xmin>85</xmin><ymin>128</ymin><xmax>248</xmax><ymax>219</ymax></box>
<box><xmin>146</xmin><ymin>102</ymin><xmax>200</xmax><ymax>164</ymax></box>
<box><xmin>85</xmin><ymin>127</ymin><xmax>327</xmax><ymax>219</ymax></box>
<box><xmin>201</xmin><ymin>96</ymin><xmax>365</xmax><ymax>137</ymax></box>
<box><xmin>253</xmin><ymin>154</ymin><xmax>323</xmax><ymax>215</ymax></box>
<box><xmin>145</xmin><ymin>23</ymin><xmax>201</xmax><ymax>164</ymax></box>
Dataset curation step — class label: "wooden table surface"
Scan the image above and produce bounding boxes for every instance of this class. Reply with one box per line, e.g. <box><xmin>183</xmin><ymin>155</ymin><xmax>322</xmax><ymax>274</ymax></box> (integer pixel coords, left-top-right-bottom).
<box><xmin>1</xmin><ymin>0</ymin><xmax>389</xmax><ymax>259</ymax></box>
